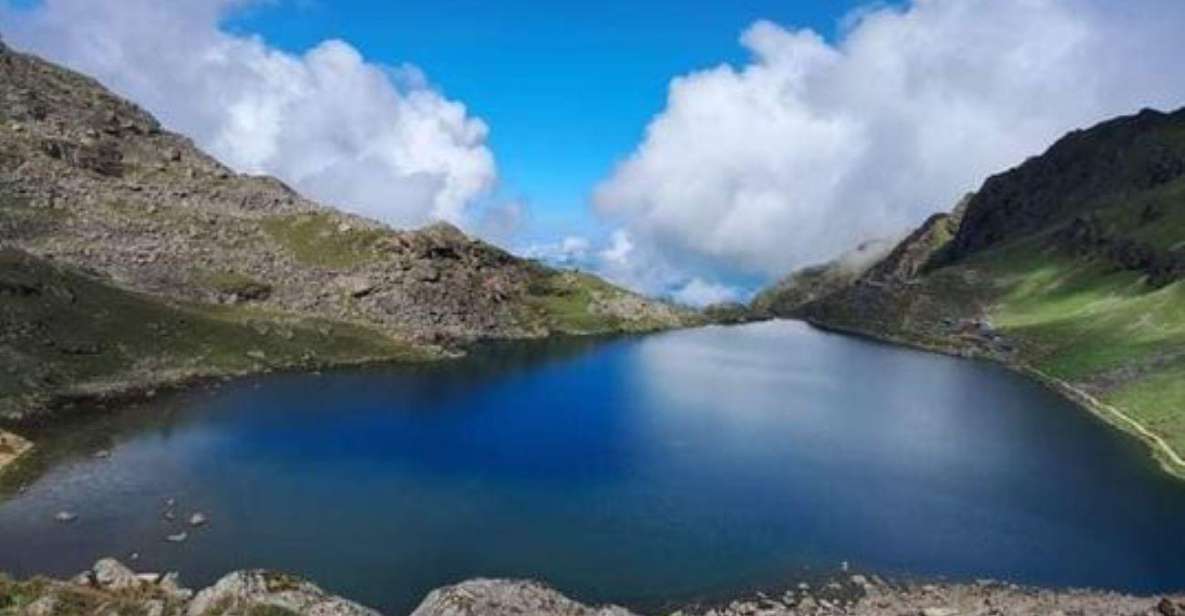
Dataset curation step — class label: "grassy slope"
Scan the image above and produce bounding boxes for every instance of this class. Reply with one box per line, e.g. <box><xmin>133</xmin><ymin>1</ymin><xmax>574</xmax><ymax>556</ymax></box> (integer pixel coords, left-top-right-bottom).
<box><xmin>791</xmin><ymin>176</ymin><xmax>1185</xmax><ymax>476</ymax></box>
<box><xmin>0</xmin><ymin>250</ymin><xmax>433</xmax><ymax>422</ymax></box>
<box><xmin>521</xmin><ymin>270</ymin><xmax>692</xmax><ymax>335</ymax></box>
<box><xmin>972</xmin><ymin>241</ymin><xmax>1185</xmax><ymax>459</ymax></box>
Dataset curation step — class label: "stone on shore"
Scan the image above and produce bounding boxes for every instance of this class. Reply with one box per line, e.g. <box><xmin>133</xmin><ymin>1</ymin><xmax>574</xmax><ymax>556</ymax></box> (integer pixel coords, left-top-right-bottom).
<box><xmin>92</xmin><ymin>558</ymin><xmax>140</xmax><ymax>591</ymax></box>
<box><xmin>409</xmin><ymin>579</ymin><xmax>637</xmax><ymax>616</ymax></box>
<box><xmin>187</xmin><ymin>571</ymin><xmax>379</xmax><ymax>616</ymax></box>
<box><xmin>0</xmin><ymin>429</ymin><xmax>34</xmax><ymax>470</ymax></box>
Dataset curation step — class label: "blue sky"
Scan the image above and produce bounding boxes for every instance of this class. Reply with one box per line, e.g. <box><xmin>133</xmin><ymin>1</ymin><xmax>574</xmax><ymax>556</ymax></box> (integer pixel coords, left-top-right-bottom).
<box><xmin>226</xmin><ymin>0</ymin><xmax>870</xmax><ymax>242</ymax></box>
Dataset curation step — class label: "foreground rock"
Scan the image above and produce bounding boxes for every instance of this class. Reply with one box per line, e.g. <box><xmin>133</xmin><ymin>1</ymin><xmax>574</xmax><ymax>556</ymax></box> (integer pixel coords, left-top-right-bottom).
<box><xmin>187</xmin><ymin>570</ymin><xmax>379</xmax><ymax>616</ymax></box>
<box><xmin>410</xmin><ymin>579</ymin><xmax>633</xmax><ymax>616</ymax></box>
<box><xmin>1</xmin><ymin>560</ymin><xmax>376</xmax><ymax>616</ymax></box>
<box><xmin>0</xmin><ymin>429</ymin><xmax>32</xmax><ymax>472</ymax></box>
<box><xmin>668</xmin><ymin>576</ymin><xmax>1182</xmax><ymax>616</ymax></box>
<box><xmin>3</xmin><ymin>561</ymin><xmax>1182</xmax><ymax>616</ymax></box>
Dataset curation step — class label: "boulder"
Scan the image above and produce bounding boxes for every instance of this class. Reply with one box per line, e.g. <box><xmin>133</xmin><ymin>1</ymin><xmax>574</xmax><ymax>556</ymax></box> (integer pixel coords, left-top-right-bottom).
<box><xmin>187</xmin><ymin>571</ymin><xmax>379</xmax><ymax>616</ymax></box>
<box><xmin>92</xmin><ymin>558</ymin><xmax>140</xmax><ymax>591</ymax></box>
<box><xmin>336</xmin><ymin>275</ymin><xmax>377</xmax><ymax>298</ymax></box>
<box><xmin>410</xmin><ymin>579</ymin><xmax>637</xmax><ymax>616</ymax></box>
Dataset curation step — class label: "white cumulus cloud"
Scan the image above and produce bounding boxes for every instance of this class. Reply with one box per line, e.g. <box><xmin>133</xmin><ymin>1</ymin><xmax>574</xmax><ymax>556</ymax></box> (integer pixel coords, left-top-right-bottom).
<box><xmin>0</xmin><ymin>0</ymin><xmax>496</xmax><ymax>227</ymax></box>
<box><xmin>595</xmin><ymin>0</ymin><xmax>1185</xmax><ymax>280</ymax></box>
<box><xmin>671</xmin><ymin>278</ymin><xmax>741</xmax><ymax>307</ymax></box>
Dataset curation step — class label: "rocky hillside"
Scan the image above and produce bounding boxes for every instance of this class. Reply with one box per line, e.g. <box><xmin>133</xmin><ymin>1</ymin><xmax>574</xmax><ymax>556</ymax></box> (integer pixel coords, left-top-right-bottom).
<box><xmin>764</xmin><ymin>106</ymin><xmax>1185</xmax><ymax>477</ymax></box>
<box><xmin>0</xmin><ymin>40</ymin><xmax>694</xmax><ymax>421</ymax></box>
<box><xmin>749</xmin><ymin>239</ymin><xmax>896</xmax><ymax>317</ymax></box>
<box><xmin>2</xmin><ymin>559</ymin><xmax>1181</xmax><ymax>616</ymax></box>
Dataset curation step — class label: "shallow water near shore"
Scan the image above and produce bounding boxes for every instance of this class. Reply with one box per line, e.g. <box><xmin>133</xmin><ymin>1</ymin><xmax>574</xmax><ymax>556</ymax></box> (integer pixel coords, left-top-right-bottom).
<box><xmin>2</xmin><ymin>320</ymin><xmax>1185</xmax><ymax>613</ymax></box>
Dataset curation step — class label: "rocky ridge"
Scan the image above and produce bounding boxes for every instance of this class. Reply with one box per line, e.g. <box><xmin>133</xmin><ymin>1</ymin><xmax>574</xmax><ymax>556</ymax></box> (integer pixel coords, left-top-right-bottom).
<box><xmin>749</xmin><ymin>238</ymin><xmax>897</xmax><ymax>318</ymax></box>
<box><xmin>3</xmin><ymin>560</ymin><xmax>1182</xmax><ymax>616</ymax></box>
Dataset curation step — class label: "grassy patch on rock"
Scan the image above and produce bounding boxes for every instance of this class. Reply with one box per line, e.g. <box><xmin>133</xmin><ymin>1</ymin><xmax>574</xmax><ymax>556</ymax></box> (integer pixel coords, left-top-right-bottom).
<box><xmin>261</xmin><ymin>213</ymin><xmax>386</xmax><ymax>269</ymax></box>
<box><xmin>524</xmin><ymin>270</ymin><xmax>691</xmax><ymax>335</ymax></box>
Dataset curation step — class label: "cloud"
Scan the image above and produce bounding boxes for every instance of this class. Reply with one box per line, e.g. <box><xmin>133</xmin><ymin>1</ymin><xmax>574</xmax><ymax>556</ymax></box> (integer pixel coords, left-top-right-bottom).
<box><xmin>595</xmin><ymin>0</ymin><xmax>1185</xmax><ymax>280</ymax></box>
<box><xmin>671</xmin><ymin>278</ymin><xmax>741</xmax><ymax>307</ymax></box>
<box><xmin>520</xmin><ymin>235</ymin><xmax>593</xmax><ymax>268</ymax></box>
<box><xmin>0</xmin><ymin>0</ymin><xmax>496</xmax><ymax>228</ymax></box>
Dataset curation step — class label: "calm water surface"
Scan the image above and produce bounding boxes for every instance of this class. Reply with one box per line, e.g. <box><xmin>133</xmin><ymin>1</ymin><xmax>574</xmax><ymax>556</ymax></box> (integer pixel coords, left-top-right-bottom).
<box><xmin>2</xmin><ymin>321</ymin><xmax>1185</xmax><ymax>613</ymax></box>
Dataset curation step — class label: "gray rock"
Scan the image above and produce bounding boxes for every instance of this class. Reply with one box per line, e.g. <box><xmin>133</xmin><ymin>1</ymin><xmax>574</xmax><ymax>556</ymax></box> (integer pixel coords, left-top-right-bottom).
<box><xmin>24</xmin><ymin>595</ymin><xmax>58</xmax><ymax>616</ymax></box>
<box><xmin>410</xmin><ymin>579</ymin><xmax>638</xmax><ymax>616</ymax></box>
<box><xmin>337</xmin><ymin>275</ymin><xmax>377</xmax><ymax>298</ymax></box>
<box><xmin>189</xmin><ymin>512</ymin><xmax>208</xmax><ymax>527</ymax></box>
<box><xmin>54</xmin><ymin>510</ymin><xmax>77</xmax><ymax>523</ymax></box>
<box><xmin>166</xmin><ymin>532</ymin><xmax>188</xmax><ymax>543</ymax></box>
<box><xmin>187</xmin><ymin>571</ymin><xmax>380</xmax><ymax>616</ymax></box>
<box><xmin>93</xmin><ymin>558</ymin><xmax>141</xmax><ymax>591</ymax></box>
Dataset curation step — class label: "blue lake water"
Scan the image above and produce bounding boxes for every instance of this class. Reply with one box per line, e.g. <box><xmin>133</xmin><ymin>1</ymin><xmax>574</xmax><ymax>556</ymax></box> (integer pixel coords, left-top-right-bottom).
<box><xmin>2</xmin><ymin>320</ymin><xmax>1185</xmax><ymax>613</ymax></box>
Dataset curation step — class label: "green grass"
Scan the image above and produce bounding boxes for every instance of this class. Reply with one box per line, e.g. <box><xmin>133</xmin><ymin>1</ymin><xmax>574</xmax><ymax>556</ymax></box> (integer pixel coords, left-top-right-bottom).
<box><xmin>261</xmin><ymin>213</ymin><xmax>386</xmax><ymax>268</ymax></box>
<box><xmin>524</xmin><ymin>271</ymin><xmax>624</xmax><ymax>333</ymax></box>
<box><xmin>0</xmin><ymin>249</ymin><xmax>431</xmax><ymax>419</ymax></box>
<box><xmin>1107</xmin><ymin>360</ymin><xmax>1185</xmax><ymax>457</ymax></box>
<box><xmin>929</xmin><ymin>238</ymin><xmax>1185</xmax><ymax>465</ymax></box>
<box><xmin>521</xmin><ymin>269</ymin><xmax>686</xmax><ymax>334</ymax></box>
<box><xmin>980</xmin><ymin>241</ymin><xmax>1185</xmax><ymax>380</ymax></box>
<box><xmin>1085</xmin><ymin>177</ymin><xmax>1185</xmax><ymax>251</ymax></box>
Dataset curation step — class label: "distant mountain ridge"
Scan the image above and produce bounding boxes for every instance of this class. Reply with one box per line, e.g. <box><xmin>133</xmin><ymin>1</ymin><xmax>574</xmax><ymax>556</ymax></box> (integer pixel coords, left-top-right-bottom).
<box><xmin>754</xmin><ymin>105</ymin><xmax>1185</xmax><ymax>477</ymax></box>
<box><xmin>0</xmin><ymin>40</ymin><xmax>695</xmax><ymax>420</ymax></box>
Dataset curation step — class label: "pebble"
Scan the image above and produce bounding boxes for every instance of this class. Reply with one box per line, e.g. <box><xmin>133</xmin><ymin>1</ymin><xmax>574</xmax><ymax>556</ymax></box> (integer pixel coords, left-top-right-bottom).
<box><xmin>189</xmin><ymin>512</ymin><xmax>208</xmax><ymax>527</ymax></box>
<box><xmin>54</xmin><ymin>511</ymin><xmax>78</xmax><ymax>523</ymax></box>
<box><xmin>94</xmin><ymin>450</ymin><xmax>111</xmax><ymax>459</ymax></box>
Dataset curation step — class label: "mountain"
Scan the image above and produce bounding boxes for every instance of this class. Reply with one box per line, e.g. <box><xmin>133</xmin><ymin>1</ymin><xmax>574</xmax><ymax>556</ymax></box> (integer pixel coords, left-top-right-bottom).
<box><xmin>0</xmin><ymin>40</ymin><xmax>695</xmax><ymax>421</ymax></box>
<box><xmin>760</xmin><ymin>106</ymin><xmax>1185</xmax><ymax>477</ymax></box>
<box><xmin>749</xmin><ymin>237</ymin><xmax>898</xmax><ymax>317</ymax></box>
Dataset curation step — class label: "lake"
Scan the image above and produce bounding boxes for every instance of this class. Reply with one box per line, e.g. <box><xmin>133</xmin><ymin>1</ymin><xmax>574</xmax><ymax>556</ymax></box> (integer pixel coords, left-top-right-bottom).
<box><xmin>2</xmin><ymin>320</ymin><xmax>1184</xmax><ymax>614</ymax></box>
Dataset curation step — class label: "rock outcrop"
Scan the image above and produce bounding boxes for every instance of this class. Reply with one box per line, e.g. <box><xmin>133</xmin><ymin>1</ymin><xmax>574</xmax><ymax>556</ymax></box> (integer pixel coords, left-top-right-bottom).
<box><xmin>409</xmin><ymin>579</ymin><xmax>634</xmax><ymax>616</ymax></box>
<box><xmin>944</xmin><ymin>107</ymin><xmax>1185</xmax><ymax>261</ymax></box>
<box><xmin>749</xmin><ymin>238</ymin><xmax>897</xmax><ymax>318</ymax></box>
<box><xmin>3</xmin><ymin>561</ymin><xmax>1182</xmax><ymax>616</ymax></box>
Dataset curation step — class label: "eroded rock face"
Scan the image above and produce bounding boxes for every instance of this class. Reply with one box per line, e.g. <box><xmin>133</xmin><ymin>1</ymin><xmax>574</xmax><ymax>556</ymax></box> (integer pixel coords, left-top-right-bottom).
<box><xmin>187</xmin><ymin>571</ymin><xmax>379</xmax><ymax>616</ymax></box>
<box><xmin>409</xmin><ymin>579</ymin><xmax>636</xmax><ymax>616</ymax></box>
<box><xmin>90</xmin><ymin>558</ymin><xmax>140</xmax><ymax>591</ymax></box>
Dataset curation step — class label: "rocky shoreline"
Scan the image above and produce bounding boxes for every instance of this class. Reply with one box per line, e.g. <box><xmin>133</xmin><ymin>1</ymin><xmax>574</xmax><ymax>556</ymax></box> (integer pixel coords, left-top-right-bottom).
<box><xmin>2</xmin><ymin>559</ymin><xmax>1181</xmax><ymax>616</ymax></box>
